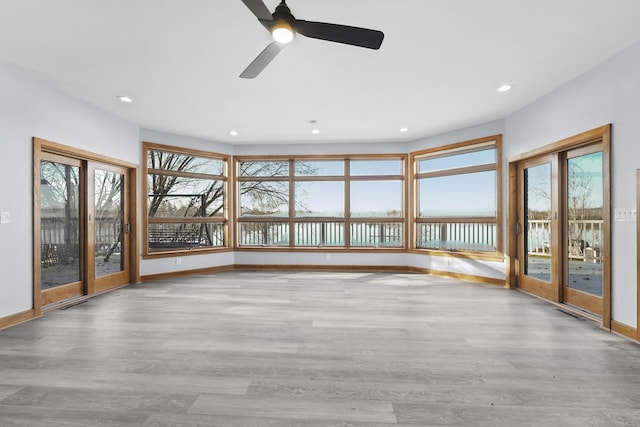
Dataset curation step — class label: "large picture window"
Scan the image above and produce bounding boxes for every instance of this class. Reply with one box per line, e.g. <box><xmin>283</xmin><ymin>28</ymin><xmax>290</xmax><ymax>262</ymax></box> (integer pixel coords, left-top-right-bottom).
<box><xmin>411</xmin><ymin>136</ymin><xmax>502</xmax><ymax>256</ymax></box>
<box><xmin>236</xmin><ymin>156</ymin><xmax>406</xmax><ymax>249</ymax></box>
<box><xmin>143</xmin><ymin>142</ymin><xmax>229</xmax><ymax>255</ymax></box>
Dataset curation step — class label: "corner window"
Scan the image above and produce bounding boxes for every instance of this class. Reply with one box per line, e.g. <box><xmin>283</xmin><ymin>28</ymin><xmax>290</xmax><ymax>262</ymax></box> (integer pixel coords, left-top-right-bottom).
<box><xmin>412</xmin><ymin>136</ymin><xmax>502</xmax><ymax>255</ymax></box>
<box><xmin>143</xmin><ymin>142</ymin><xmax>229</xmax><ymax>255</ymax></box>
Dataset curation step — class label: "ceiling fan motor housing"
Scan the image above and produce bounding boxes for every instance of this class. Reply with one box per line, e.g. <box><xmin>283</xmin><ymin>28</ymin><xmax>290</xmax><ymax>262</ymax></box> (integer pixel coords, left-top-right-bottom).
<box><xmin>272</xmin><ymin>1</ymin><xmax>296</xmax><ymax>31</ymax></box>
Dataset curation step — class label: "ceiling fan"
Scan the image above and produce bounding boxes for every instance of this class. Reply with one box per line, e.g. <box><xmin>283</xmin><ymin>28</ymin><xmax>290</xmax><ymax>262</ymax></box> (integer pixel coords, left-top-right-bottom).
<box><xmin>239</xmin><ymin>0</ymin><xmax>384</xmax><ymax>78</ymax></box>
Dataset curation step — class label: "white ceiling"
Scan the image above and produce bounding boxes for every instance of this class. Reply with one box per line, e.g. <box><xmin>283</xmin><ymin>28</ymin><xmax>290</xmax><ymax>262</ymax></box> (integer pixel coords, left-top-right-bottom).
<box><xmin>2</xmin><ymin>0</ymin><xmax>640</xmax><ymax>145</ymax></box>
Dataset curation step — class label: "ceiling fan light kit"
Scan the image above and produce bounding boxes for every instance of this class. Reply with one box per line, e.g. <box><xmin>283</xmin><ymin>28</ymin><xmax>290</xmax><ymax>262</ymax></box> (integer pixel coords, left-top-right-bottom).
<box><xmin>272</xmin><ymin>24</ymin><xmax>294</xmax><ymax>44</ymax></box>
<box><xmin>240</xmin><ymin>0</ymin><xmax>384</xmax><ymax>78</ymax></box>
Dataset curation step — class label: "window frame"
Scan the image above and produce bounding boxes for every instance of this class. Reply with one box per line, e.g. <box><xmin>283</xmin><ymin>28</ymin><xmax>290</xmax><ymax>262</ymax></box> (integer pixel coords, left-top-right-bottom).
<box><xmin>234</xmin><ymin>154</ymin><xmax>408</xmax><ymax>251</ymax></box>
<box><xmin>142</xmin><ymin>142</ymin><xmax>231</xmax><ymax>258</ymax></box>
<box><xmin>410</xmin><ymin>135</ymin><xmax>503</xmax><ymax>260</ymax></box>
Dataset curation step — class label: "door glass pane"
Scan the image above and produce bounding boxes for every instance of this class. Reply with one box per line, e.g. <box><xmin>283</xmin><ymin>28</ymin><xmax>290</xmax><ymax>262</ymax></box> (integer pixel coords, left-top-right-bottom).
<box><xmin>95</xmin><ymin>169</ymin><xmax>124</xmax><ymax>277</ymax></box>
<box><xmin>40</xmin><ymin>161</ymin><xmax>81</xmax><ymax>289</ymax></box>
<box><xmin>567</xmin><ymin>152</ymin><xmax>603</xmax><ymax>296</ymax></box>
<box><xmin>524</xmin><ymin>163</ymin><xmax>552</xmax><ymax>282</ymax></box>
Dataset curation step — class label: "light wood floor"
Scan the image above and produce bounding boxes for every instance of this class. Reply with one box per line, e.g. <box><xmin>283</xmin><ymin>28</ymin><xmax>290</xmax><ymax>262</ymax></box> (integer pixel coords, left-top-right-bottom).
<box><xmin>1</xmin><ymin>271</ymin><xmax>640</xmax><ymax>426</ymax></box>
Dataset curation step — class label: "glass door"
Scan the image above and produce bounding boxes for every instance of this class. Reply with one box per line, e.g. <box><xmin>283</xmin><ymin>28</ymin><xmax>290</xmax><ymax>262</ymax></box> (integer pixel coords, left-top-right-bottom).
<box><xmin>35</xmin><ymin>138</ymin><xmax>137</xmax><ymax>314</ymax></box>
<box><xmin>563</xmin><ymin>147</ymin><xmax>604</xmax><ymax>316</ymax></box>
<box><xmin>39</xmin><ymin>153</ymin><xmax>85</xmax><ymax>306</ymax></box>
<box><xmin>518</xmin><ymin>154</ymin><xmax>558</xmax><ymax>301</ymax></box>
<box><xmin>511</xmin><ymin>126</ymin><xmax>610</xmax><ymax>326</ymax></box>
<box><xmin>89</xmin><ymin>163</ymin><xmax>130</xmax><ymax>293</ymax></box>
<box><xmin>516</xmin><ymin>142</ymin><xmax>608</xmax><ymax>319</ymax></box>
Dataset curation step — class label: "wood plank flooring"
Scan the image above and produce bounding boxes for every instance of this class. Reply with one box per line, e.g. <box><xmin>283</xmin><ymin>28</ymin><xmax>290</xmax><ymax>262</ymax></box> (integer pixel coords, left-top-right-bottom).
<box><xmin>1</xmin><ymin>271</ymin><xmax>640</xmax><ymax>426</ymax></box>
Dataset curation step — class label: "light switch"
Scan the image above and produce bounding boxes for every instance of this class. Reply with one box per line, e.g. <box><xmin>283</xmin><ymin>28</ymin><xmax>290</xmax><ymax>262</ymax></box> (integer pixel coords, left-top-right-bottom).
<box><xmin>0</xmin><ymin>212</ymin><xmax>9</xmax><ymax>224</ymax></box>
<box><xmin>614</xmin><ymin>208</ymin><xmax>637</xmax><ymax>222</ymax></box>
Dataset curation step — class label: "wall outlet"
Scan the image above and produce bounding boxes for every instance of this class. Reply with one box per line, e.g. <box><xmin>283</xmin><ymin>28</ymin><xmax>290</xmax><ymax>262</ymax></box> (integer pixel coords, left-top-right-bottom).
<box><xmin>175</xmin><ymin>257</ymin><xmax>182</xmax><ymax>266</ymax></box>
<box><xmin>0</xmin><ymin>212</ymin><xmax>9</xmax><ymax>224</ymax></box>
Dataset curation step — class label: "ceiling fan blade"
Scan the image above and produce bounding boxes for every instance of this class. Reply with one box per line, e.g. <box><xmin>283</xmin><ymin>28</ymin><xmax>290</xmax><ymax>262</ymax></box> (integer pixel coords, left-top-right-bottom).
<box><xmin>240</xmin><ymin>42</ymin><xmax>285</xmax><ymax>79</ymax></box>
<box><xmin>240</xmin><ymin>0</ymin><xmax>272</xmax><ymax>21</ymax></box>
<box><xmin>295</xmin><ymin>20</ymin><xmax>384</xmax><ymax>50</ymax></box>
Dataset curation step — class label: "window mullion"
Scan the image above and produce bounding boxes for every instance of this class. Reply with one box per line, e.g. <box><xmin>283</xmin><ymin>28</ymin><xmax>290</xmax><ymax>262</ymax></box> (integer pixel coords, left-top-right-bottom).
<box><xmin>345</xmin><ymin>159</ymin><xmax>351</xmax><ymax>248</ymax></box>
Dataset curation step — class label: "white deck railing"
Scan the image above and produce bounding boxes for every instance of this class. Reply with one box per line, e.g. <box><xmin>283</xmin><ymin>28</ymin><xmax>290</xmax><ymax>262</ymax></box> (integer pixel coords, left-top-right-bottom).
<box><xmin>528</xmin><ymin>219</ymin><xmax>603</xmax><ymax>259</ymax></box>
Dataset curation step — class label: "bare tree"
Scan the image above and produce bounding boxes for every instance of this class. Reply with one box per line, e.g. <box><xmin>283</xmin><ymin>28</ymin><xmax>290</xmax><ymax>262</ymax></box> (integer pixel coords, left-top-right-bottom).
<box><xmin>95</xmin><ymin>170</ymin><xmax>122</xmax><ymax>219</ymax></box>
<box><xmin>237</xmin><ymin>160</ymin><xmax>317</xmax><ymax>215</ymax></box>
<box><xmin>148</xmin><ymin>151</ymin><xmax>225</xmax><ymax>218</ymax></box>
<box><xmin>526</xmin><ymin>167</ymin><xmax>551</xmax><ymax>221</ymax></box>
<box><xmin>567</xmin><ymin>161</ymin><xmax>598</xmax><ymax>255</ymax></box>
<box><xmin>567</xmin><ymin>162</ymin><xmax>594</xmax><ymax>222</ymax></box>
<box><xmin>40</xmin><ymin>162</ymin><xmax>80</xmax><ymax>260</ymax></box>
<box><xmin>147</xmin><ymin>152</ymin><xmax>318</xmax><ymax>247</ymax></box>
<box><xmin>94</xmin><ymin>170</ymin><xmax>123</xmax><ymax>262</ymax></box>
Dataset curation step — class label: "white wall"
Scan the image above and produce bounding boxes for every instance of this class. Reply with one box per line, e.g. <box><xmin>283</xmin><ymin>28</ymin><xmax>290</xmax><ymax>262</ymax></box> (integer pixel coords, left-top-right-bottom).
<box><xmin>233</xmin><ymin>140</ymin><xmax>408</xmax><ymax>156</ymax></box>
<box><xmin>141</xmin><ymin>128</ymin><xmax>233</xmax><ymax>156</ymax></box>
<box><xmin>0</xmin><ymin>62</ymin><xmax>139</xmax><ymax>318</ymax></box>
<box><xmin>235</xmin><ymin>251</ymin><xmax>408</xmax><ymax>269</ymax></box>
<box><xmin>407</xmin><ymin>119</ymin><xmax>505</xmax><ymax>153</ymax></box>
<box><xmin>407</xmin><ymin>253</ymin><xmax>505</xmax><ymax>281</ymax></box>
<box><xmin>142</xmin><ymin>251</ymin><xmax>235</xmax><ymax>276</ymax></box>
<box><xmin>505</xmin><ymin>42</ymin><xmax>640</xmax><ymax>327</ymax></box>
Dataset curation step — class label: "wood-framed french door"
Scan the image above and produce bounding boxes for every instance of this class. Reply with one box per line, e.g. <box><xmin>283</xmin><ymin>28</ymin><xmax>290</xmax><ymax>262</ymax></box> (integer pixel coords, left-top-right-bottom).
<box><xmin>509</xmin><ymin>125</ymin><xmax>611</xmax><ymax>326</ymax></box>
<box><xmin>88</xmin><ymin>162</ymin><xmax>131</xmax><ymax>294</ymax></box>
<box><xmin>517</xmin><ymin>154</ymin><xmax>559</xmax><ymax>302</ymax></box>
<box><xmin>34</xmin><ymin>138</ymin><xmax>139</xmax><ymax>314</ymax></box>
<box><xmin>38</xmin><ymin>152</ymin><xmax>86</xmax><ymax>307</ymax></box>
<box><xmin>562</xmin><ymin>144</ymin><xmax>607</xmax><ymax>316</ymax></box>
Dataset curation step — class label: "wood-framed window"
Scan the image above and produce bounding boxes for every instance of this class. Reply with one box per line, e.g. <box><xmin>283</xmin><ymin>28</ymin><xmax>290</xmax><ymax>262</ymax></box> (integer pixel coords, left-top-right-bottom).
<box><xmin>142</xmin><ymin>142</ymin><xmax>230</xmax><ymax>257</ymax></box>
<box><xmin>235</xmin><ymin>155</ymin><xmax>407</xmax><ymax>250</ymax></box>
<box><xmin>411</xmin><ymin>135</ymin><xmax>503</xmax><ymax>259</ymax></box>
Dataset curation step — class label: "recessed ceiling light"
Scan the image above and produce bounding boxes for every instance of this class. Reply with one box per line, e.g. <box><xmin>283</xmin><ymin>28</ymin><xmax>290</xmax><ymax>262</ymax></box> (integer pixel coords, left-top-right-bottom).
<box><xmin>312</xmin><ymin>129</ymin><xmax>320</xmax><ymax>135</ymax></box>
<box><xmin>230</xmin><ymin>130</ymin><xmax>238</xmax><ymax>136</ymax></box>
<box><xmin>400</xmin><ymin>127</ymin><xmax>408</xmax><ymax>133</ymax></box>
<box><xmin>117</xmin><ymin>95</ymin><xmax>133</xmax><ymax>103</ymax></box>
<box><xmin>497</xmin><ymin>84</ymin><xmax>512</xmax><ymax>93</ymax></box>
